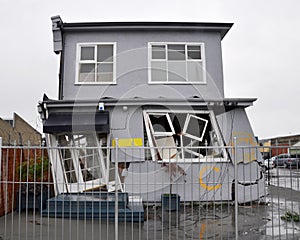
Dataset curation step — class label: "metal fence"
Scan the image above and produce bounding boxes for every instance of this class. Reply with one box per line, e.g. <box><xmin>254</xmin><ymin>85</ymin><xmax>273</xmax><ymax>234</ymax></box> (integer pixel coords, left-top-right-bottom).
<box><xmin>1</xmin><ymin>142</ymin><xmax>300</xmax><ymax>239</ymax></box>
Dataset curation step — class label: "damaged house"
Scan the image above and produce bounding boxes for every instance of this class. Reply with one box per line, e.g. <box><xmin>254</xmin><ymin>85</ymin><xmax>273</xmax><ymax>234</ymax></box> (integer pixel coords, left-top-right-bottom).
<box><xmin>38</xmin><ymin>16</ymin><xmax>264</xmax><ymax>203</ymax></box>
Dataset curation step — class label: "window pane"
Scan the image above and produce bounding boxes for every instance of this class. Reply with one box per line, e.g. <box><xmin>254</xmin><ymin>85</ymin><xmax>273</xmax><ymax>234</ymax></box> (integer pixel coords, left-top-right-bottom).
<box><xmin>149</xmin><ymin>114</ymin><xmax>172</xmax><ymax>133</ymax></box>
<box><xmin>167</xmin><ymin>45</ymin><xmax>185</xmax><ymax>60</ymax></box>
<box><xmin>58</xmin><ymin>135</ymin><xmax>78</xmax><ymax>183</ymax></box>
<box><xmin>97</xmin><ymin>63</ymin><xmax>113</xmax><ymax>73</ymax></box>
<box><xmin>97</xmin><ymin>45</ymin><xmax>113</xmax><ymax>62</ymax></box>
<box><xmin>151</xmin><ymin>61</ymin><xmax>167</xmax><ymax>82</ymax></box>
<box><xmin>187</xmin><ymin>45</ymin><xmax>201</xmax><ymax>51</ymax></box>
<box><xmin>184</xmin><ymin>115</ymin><xmax>208</xmax><ymax>142</ymax></box>
<box><xmin>187</xmin><ymin>62</ymin><xmax>203</xmax><ymax>82</ymax></box>
<box><xmin>168</xmin><ymin>50</ymin><xmax>185</xmax><ymax>60</ymax></box>
<box><xmin>96</xmin><ymin>73</ymin><xmax>113</xmax><ymax>82</ymax></box>
<box><xmin>152</xmin><ymin>51</ymin><xmax>166</xmax><ymax>59</ymax></box>
<box><xmin>168</xmin><ymin>61</ymin><xmax>186</xmax><ymax>82</ymax></box>
<box><xmin>152</xmin><ymin>45</ymin><xmax>166</xmax><ymax>59</ymax></box>
<box><xmin>188</xmin><ymin>50</ymin><xmax>201</xmax><ymax>60</ymax></box>
<box><xmin>168</xmin><ymin>51</ymin><xmax>185</xmax><ymax>60</ymax></box>
<box><xmin>168</xmin><ymin>44</ymin><xmax>185</xmax><ymax>51</ymax></box>
<box><xmin>74</xmin><ymin>134</ymin><xmax>103</xmax><ymax>181</ymax></box>
<box><xmin>187</xmin><ymin>46</ymin><xmax>201</xmax><ymax>59</ymax></box>
<box><xmin>80</xmin><ymin>63</ymin><xmax>95</xmax><ymax>73</ymax></box>
<box><xmin>96</xmin><ymin>64</ymin><xmax>113</xmax><ymax>82</ymax></box>
<box><xmin>81</xmin><ymin>46</ymin><xmax>95</xmax><ymax>60</ymax></box>
<box><xmin>79</xmin><ymin>64</ymin><xmax>95</xmax><ymax>82</ymax></box>
<box><xmin>152</xmin><ymin>45</ymin><xmax>165</xmax><ymax>50</ymax></box>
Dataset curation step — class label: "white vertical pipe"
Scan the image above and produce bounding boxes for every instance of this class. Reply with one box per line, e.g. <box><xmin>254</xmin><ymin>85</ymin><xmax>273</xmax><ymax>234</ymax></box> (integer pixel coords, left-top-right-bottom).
<box><xmin>114</xmin><ymin>138</ymin><xmax>119</xmax><ymax>240</ymax></box>
<box><xmin>234</xmin><ymin>137</ymin><xmax>238</xmax><ymax>240</ymax></box>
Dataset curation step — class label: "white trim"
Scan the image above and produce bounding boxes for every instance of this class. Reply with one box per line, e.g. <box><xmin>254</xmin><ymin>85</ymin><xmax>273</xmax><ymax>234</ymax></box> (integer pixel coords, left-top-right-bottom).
<box><xmin>143</xmin><ymin>109</ymin><xmax>229</xmax><ymax>162</ymax></box>
<box><xmin>45</xmin><ymin>134</ymin><xmax>66</xmax><ymax>195</ymax></box>
<box><xmin>148</xmin><ymin>42</ymin><xmax>206</xmax><ymax>84</ymax></box>
<box><xmin>208</xmin><ymin>111</ymin><xmax>229</xmax><ymax>160</ymax></box>
<box><xmin>147</xmin><ymin>112</ymin><xmax>175</xmax><ymax>136</ymax></box>
<box><xmin>75</xmin><ymin>42</ymin><xmax>117</xmax><ymax>85</ymax></box>
<box><xmin>182</xmin><ymin>114</ymin><xmax>208</xmax><ymax>142</ymax></box>
<box><xmin>159</xmin><ymin>157</ymin><xmax>228</xmax><ymax>163</ymax></box>
<box><xmin>144</xmin><ymin>109</ymin><xmax>210</xmax><ymax>114</ymax></box>
<box><xmin>143</xmin><ymin>111</ymin><xmax>157</xmax><ymax>161</ymax></box>
<box><xmin>68</xmin><ymin>137</ymin><xmax>85</xmax><ymax>192</ymax></box>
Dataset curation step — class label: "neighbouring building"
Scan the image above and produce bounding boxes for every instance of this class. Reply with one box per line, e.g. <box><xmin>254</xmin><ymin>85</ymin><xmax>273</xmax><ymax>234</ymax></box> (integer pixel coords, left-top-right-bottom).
<box><xmin>260</xmin><ymin>134</ymin><xmax>300</xmax><ymax>157</ymax></box>
<box><xmin>38</xmin><ymin>16</ymin><xmax>265</xmax><ymax>203</ymax></box>
<box><xmin>0</xmin><ymin>113</ymin><xmax>41</xmax><ymax>146</ymax></box>
<box><xmin>0</xmin><ymin>113</ymin><xmax>42</xmax><ymax>216</ymax></box>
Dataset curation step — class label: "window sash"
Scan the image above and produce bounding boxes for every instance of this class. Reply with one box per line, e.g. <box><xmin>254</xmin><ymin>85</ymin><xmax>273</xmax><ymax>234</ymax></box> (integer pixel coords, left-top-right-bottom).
<box><xmin>77</xmin><ymin>43</ymin><xmax>115</xmax><ymax>84</ymax></box>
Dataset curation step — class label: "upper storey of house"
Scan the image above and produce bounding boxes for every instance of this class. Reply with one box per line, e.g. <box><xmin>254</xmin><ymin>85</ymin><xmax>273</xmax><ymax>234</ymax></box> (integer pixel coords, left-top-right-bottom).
<box><xmin>51</xmin><ymin>16</ymin><xmax>232</xmax><ymax>101</ymax></box>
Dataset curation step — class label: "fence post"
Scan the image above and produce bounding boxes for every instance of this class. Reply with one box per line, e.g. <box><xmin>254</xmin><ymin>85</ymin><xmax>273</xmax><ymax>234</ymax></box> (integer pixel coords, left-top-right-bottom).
<box><xmin>234</xmin><ymin>137</ymin><xmax>238</xmax><ymax>240</ymax></box>
<box><xmin>115</xmin><ymin>138</ymin><xmax>119</xmax><ymax>240</ymax></box>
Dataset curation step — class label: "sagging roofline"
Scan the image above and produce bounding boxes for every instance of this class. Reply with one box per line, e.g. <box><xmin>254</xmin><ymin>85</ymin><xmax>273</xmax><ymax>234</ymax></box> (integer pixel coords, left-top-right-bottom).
<box><xmin>38</xmin><ymin>94</ymin><xmax>256</xmax><ymax>118</ymax></box>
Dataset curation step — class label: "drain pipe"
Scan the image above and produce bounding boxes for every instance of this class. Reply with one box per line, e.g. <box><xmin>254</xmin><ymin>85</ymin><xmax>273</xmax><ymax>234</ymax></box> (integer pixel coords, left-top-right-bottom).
<box><xmin>234</xmin><ymin>137</ymin><xmax>238</xmax><ymax>240</ymax></box>
<box><xmin>115</xmin><ymin>138</ymin><xmax>119</xmax><ymax>240</ymax></box>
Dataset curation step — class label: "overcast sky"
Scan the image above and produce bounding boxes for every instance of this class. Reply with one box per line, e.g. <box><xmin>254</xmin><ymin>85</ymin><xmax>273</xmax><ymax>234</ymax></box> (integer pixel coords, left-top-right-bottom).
<box><xmin>0</xmin><ymin>0</ymin><xmax>299</xmax><ymax>139</ymax></box>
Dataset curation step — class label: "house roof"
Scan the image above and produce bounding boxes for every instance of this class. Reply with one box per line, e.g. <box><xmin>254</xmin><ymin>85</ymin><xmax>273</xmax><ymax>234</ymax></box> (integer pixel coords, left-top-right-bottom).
<box><xmin>52</xmin><ymin>15</ymin><xmax>233</xmax><ymax>40</ymax></box>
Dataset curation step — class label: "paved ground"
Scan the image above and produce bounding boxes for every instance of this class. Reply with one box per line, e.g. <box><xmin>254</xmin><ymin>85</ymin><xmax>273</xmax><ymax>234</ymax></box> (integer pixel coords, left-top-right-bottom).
<box><xmin>1</xmin><ymin>167</ymin><xmax>300</xmax><ymax>239</ymax></box>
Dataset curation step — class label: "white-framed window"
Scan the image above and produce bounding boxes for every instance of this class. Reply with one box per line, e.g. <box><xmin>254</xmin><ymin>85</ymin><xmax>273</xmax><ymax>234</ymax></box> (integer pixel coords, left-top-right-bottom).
<box><xmin>182</xmin><ymin>114</ymin><xmax>208</xmax><ymax>142</ymax></box>
<box><xmin>148</xmin><ymin>42</ymin><xmax>206</xmax><ymax>84</ymax></box>
<box><xmin>147</xmin><ymin>113</ymin><xmax>175</xmax><ymax>137</ymax></box>
<box><xmin>143</xmin><ymin>110</ymin><xmax>228</xmax><ymax>162</ymax></box>
<box><xmin>76</xmin><ymin>42</ymin><xmax>116</xmax><ymax>84</ymax></box>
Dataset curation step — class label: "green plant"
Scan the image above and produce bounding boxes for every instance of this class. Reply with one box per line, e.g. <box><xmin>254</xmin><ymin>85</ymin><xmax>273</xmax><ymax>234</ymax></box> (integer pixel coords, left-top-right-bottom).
<box><xmin>281</xmin><ymin>211</ymin><xmax>300</xmax><ymax>222</ymax></box>
<box><xmin>17</xmin><ymin>156</ymin><xmax>50</xmax><ymax>195</ymax></box>
<box><xmin>18</xmin><ymin>156</ymin><xmax>49</xmax><ymax>182</ymax></box>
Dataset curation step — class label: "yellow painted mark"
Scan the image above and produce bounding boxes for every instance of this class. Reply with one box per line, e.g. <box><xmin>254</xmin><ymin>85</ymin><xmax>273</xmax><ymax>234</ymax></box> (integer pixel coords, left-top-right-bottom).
<box><xmin>199</xmin><ymin>166</ymin><xmax>222</xmax><ymax>191</ymax></box>
<box><xmin>112</xmin><ymin>138</ymin><xmax>143</xmax><ymax>147</ymax></box>
<box><xmin>133</xmin><ymin>138</ymin><xmax>143</xmax><ymax>147</ymax></box>
<box><xmin>199</xmin><ymin>223</ymin><xmax>206</xmax><ymax>239</ymax></box>
<box><xmin>230</xmin><ymin>132</ymin><xmax>257</xmax><ymax>162</ymax></box>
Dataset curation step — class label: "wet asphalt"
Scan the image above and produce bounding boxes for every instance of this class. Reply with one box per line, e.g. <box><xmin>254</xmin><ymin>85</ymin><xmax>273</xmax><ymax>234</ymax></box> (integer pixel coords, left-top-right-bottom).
<box><xmin>1</xmin><ymin>167</ymin><xmax>300</xmax><ymax>239</ymax></box>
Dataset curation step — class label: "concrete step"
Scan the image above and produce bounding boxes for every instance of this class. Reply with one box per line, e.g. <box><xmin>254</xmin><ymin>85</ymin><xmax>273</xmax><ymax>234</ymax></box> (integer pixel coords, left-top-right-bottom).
<box><xmin>41</xmin><ymin>192</ymin><xmax>144</xmax><ymax>222</ymax></box>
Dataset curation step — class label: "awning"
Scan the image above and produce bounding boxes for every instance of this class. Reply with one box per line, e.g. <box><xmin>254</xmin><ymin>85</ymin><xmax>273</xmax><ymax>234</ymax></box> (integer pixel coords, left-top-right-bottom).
<box><xmin>43</xmin><ymin>111</ymin><xmax>109</xmax><ymax>134</ymax></box>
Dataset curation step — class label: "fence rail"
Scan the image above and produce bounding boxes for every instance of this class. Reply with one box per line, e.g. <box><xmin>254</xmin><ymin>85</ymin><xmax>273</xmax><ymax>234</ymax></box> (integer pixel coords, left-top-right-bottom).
<box><xmin>1</xmin><ymin>143</ymin><xmax>300</xmax><ymax>239</ymax></box>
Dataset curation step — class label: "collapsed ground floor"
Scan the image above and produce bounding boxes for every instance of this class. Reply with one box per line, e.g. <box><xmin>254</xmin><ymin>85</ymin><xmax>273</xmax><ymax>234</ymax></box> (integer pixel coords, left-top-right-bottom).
<box><xmin>38</xmin><ymin>96</ymin><xmax>264</xmax><ymax>203</ymax></box>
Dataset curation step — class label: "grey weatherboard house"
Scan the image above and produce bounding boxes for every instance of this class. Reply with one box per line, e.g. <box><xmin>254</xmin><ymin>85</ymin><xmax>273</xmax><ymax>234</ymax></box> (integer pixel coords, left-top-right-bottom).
<box><xmin>38</xmin><ymin>15</ymin><xmax>265</xmax><ymax>203</ymax></box>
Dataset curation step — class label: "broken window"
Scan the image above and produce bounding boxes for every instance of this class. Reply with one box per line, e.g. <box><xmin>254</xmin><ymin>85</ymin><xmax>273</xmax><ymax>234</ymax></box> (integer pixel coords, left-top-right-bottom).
<box><xmin>182</xmin><ymin>114</ymin><xmax>208</xmax><ymax>142</ymax></box>
<box><xmin>54</xmin><ymin>133</ymin><xmax>109</xmax><ymax>193</ymax></box>
<box><xmin>143</xmin><ymin>110</ymin><xmax>226</xmax><ymax>162</ymax></box>
<box><xmin>58</xmin><ymin>134</ymin><xmax>80</xmax><ymax>186</ymax></box>
<box><xmin>72</xmin><ymin>134</ymin><xmax>106</xmax><ymax>182</ymax></box>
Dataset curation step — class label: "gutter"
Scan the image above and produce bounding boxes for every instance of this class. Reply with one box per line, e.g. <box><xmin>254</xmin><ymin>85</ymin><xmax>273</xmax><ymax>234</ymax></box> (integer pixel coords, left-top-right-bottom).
<box><xmin>38</xmin><ymin>96</ymin><xmax>256</xmax><ymax>119</ymax></box>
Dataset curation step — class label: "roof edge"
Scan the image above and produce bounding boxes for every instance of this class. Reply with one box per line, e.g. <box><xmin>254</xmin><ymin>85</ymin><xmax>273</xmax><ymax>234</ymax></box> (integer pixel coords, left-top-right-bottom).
<box><xmin>52</xmin><ymin>15</ymin><xmax>233</xmax><ymax>39</ymax></box>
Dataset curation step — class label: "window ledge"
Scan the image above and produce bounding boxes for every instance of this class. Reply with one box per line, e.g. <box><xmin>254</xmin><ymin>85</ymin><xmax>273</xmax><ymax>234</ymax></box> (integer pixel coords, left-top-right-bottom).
<box><xmin>148</xmin><ymin>82</ymin><xmax>207</xmax><ymax>85</ymax></box>
<box><xmin>74</xmin><ymin>82</ymin><xmax>117</xmax><ymax>85</ymax></box>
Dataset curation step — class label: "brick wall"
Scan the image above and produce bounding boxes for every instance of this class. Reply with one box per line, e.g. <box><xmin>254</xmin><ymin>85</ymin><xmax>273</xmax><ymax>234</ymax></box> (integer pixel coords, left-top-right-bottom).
<box><xmin>0</xmin><ymin>148</ymin><xmax>48</xmax><ymax>216</ymax></box>
<box><xmin>0</xmin><ymin>113</ymin><xmax>41</xmax><ymax>146</ymax></box>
